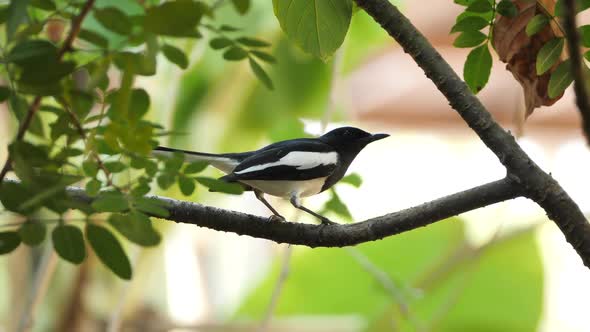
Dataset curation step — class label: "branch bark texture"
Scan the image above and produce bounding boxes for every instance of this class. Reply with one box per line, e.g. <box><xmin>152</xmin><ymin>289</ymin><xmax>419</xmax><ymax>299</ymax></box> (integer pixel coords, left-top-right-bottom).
<box><xmin>60</xmin><ymin>178</ymin><xmax>520</xmax><ymax>247</ymax></box>
<box><xmin>353</xmin><ymin>0</ymin><xmax>590</xmax><ymax>267</ymax></box>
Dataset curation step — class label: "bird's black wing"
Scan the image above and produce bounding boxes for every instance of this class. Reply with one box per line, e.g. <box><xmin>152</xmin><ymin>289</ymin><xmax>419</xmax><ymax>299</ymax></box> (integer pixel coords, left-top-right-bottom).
<box><xmin>221</xmin><ymin>140</ymin><xmax>339</xmax><ymax>181</ymax></box>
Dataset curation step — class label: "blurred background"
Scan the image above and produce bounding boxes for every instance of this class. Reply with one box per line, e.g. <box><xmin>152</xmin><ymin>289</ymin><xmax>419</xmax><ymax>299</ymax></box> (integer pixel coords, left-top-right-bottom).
<box><xmin>1</xmin><ymin>0</ymin><xmax>590</xmax><ymax>331</ymax></box>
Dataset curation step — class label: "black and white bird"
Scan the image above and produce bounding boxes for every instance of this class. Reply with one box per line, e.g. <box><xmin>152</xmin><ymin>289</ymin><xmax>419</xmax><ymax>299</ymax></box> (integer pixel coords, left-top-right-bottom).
<box><xmin>153</xmin><ymin>127</ymin><xmax>389</xmax><ymax>224</ymax></box>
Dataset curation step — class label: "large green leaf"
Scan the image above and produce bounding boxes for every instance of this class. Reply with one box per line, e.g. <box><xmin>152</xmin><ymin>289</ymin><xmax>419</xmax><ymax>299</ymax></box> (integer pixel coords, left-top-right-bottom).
<box><xmin>368</xmin><ymin>230</ymin><xmax>543</xmax><ymax>332</ymax></box>
<box><xmin>86</xmin><ymin>224</ymin><xmax>132</xmax><ymax>280</ymax></box>
<box><xmin>236</xmin><ymin>220</ymin><xmax>543</xmax><ymax>332</ymax></box>
<box><xmin>93</xmin><ymin>7</ymin><xmax>132</xmax><ymax>35</ymax></box>
<box><xmin>273</xmin><ymin>0</ymin><xmax>353</xmax><ymax>60</ymax></box>
<box><xmin>237</xmin><ymin>219</ymin><xmax>465</xmax><ymax>319</ymax></box>
<box><xmin>52</xmin><ymin>225</ymin><xmax>85</xmax><ymax>264</ymax></box>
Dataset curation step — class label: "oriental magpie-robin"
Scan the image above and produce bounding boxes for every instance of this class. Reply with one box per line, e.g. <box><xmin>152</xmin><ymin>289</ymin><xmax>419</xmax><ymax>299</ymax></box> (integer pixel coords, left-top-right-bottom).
<box><xmin>153</xmin><ymin>127</ymin><xmax>389</xmax><ymax>224</ymax></box>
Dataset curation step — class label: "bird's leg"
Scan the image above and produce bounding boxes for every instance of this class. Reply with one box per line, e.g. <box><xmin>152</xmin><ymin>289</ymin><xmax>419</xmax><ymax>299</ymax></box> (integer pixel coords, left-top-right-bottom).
<box><xmin>289</xmin><ymin>194</ymin><xmax>336</xmax><ymax>225</ymax></box>
<box><xmin>254</xmin><ymin>190</ymin><xmax>285</xmax><ymax>222</ymax></box>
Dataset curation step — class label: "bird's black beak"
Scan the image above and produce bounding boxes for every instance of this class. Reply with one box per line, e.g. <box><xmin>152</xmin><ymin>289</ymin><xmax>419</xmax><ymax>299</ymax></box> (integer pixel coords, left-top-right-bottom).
<box><xmin>368</xmin><ymin>133</ymin><xmax>389</xmax><ymax>143</ymax></box>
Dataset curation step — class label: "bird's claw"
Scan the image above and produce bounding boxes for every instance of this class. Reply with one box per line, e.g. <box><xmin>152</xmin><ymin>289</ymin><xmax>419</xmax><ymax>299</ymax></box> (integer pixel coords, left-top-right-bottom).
<box><xmin>319</xmin><ymin>217</ymin><xmax>337</xmax><ymax>226</ymax></box>
<box><xmin>268</xmin><ymin>214</ymin><xmax>286</xmax><ymax>222</ymax></box>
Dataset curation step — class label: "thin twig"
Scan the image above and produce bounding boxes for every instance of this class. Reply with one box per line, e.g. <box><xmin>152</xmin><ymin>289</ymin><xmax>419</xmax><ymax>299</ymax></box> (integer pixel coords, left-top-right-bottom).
<box><xmin>0</xmin><ymin>0</ymin><xmax>97</xmax><ymax>184</ymax></box>
<box><xmin>258</xmin><ymin>245</ymin><xmax>293</xmax><ymax>332</ymax></box>
<box><xmin>345</xmin><ymin>247</ymin><xmax>424</xmax><ymax>331</ymax></box>
<box><xmin>16</xmin><ymin>244</ymin><xmax>59</xmax><ymax>332</ymax></box>
<box><xmin>562</xmin><ymin>0</ymin><xmax>590</xmax><ymax>144</ymax></box>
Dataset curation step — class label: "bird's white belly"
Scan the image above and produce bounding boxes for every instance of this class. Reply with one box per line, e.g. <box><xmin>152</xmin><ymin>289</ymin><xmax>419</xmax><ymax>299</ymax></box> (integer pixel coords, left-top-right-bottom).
<box><xmin>242</xmin><ymin>177</ymin><xmax>327</xmax><ymax>198</ymax></box>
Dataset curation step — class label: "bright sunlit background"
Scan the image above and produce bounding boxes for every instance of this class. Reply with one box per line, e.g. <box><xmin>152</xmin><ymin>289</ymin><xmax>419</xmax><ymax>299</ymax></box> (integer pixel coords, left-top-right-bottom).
<box><xmin>1</xmin><ymin>0</ymin><xmax>590</xmax><ymax>331</ymax></box>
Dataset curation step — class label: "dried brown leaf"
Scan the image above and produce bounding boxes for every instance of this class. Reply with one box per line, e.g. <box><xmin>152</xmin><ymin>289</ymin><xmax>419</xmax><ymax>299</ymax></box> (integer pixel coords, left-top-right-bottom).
<box><xmin>492</xmin><ymin>0</ymin><xmax>566</xmax><ymax>121</ymax></box>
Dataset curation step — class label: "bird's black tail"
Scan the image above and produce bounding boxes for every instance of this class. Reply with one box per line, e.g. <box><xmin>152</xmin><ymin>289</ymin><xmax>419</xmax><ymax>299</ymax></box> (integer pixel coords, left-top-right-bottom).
<box><xmin>152</xmin><ymin>146</ymin><xmax>243</xmax><ymax>174</ymax></box>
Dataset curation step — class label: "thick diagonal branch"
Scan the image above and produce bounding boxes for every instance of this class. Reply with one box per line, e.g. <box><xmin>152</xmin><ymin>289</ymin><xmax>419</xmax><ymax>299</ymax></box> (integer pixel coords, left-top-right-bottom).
<box><xmin>354</xmin><ymin>0</ymin><xmax>590</xmax><ymax>268</ymax></box>
<box><xmin>562</xmin><ymin>0</ymin><xmax>590</xmax><ymax>144</ymax></box>
<box><xmin>56</xmin><ymin>178</ymin><xmax>519</xmax><ymax>247</ymax></box>
<box><xmin>0</xmin><ymin>0</ymin><xmax>97</xmax><ymax>183</ymax></box>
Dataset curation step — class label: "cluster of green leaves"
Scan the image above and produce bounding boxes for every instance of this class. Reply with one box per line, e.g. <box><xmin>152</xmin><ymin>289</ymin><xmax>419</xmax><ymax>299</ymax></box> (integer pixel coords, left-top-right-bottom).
<box><xmin>320</xmin><ymin>173</ymin><xmax>363</xmax><ymax>221</ymax></box>
<box><xmin>452</xmin><ymin>0</ymin><xmax>590</xmax><ymax>96</ymax></box>
<box><xmin>451</xmin><ymin>0</ymin><xmax>516</xmax><ymax>93</ymax></box>
<box><xmin>208</xmin><ymin>26</ymin><xmax>276</xmax><ymax>89</ymax></box>
<box><xmin>0</xmin><ymin>0</ymin><xmax>275</xmax><ymax>280</ymax></box>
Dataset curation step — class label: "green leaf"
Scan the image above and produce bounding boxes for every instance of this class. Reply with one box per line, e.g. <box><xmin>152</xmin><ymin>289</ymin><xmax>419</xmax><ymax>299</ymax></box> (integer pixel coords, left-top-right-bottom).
<box><xmin>526</xmin><ymin>15</ymin><xmax>549</xmax><ymax>37</ymax></box>
<box><xmin>548</xmin><ymin>59</ymin><xmax>573</xmax><ymax>98</ymax></box>
<box><xmin>579</xmin><ymin>25</ymin><xmax>590</xmax><ymax>47</ymax></box>
<box><xmin>103</xmin><ymin>161</ymin><xmax>126</xmax><ymax>173</ymax></box>
<box><xmin>210</xmin><ymin>37</ymin><xmax>233</xmax><ymax>49</ymax></box>
<box><xmin>144</xmin><ymin>0</ymin><xmax>207</xmax><ymax>37</ymax></box>
<box><xmin>196</xmin><ymin>177</ymin><xmax>244</xmax><ymax>195</ymax></box>
<box><xmin>86</xmin><ymin>224</ymin><xmax>132</xmax><ymax>280</ymax></box>
<box><xmin>82</xmin><ymin>159</ymin><xmax>99</xmax><ymax>177</ymax></box>
<box><xmin>585</xmin><ymin>50</ymin><xmax>590</xmax><ymax>62</ymax></box>
<box><xmin>453</xmin><ymin>31</ymin><xmax>487</xmax><ymax>48</ymax></box>
<box><xmin>273</xmin><ymin>0</ymin><xmax>353</xmax><ymax>60</ymax></box>
<box><xmin>178</xmin><ymin>175</ymin><xmax>196</xmax><ymax>196</ymax></box>
<box><xmin>341</xmin><ymin>173</ymin><xmax>363</xmax><ymax>188</ymax></box>
<box><xmin>78</xmin><ymin>29</ymin><xmax>109</xmax><ymax>48</ymax></box>
<box><xmin>0</xmin><ymin>232</ymin><xmax>21</xmax><ymax>254</ymax></box>
<box><xmin>464</xmin><ymin>43</ymin><xmax>492</xmax><ymax>93</ymax></box>
<box><xmin>0</xmin><ymin>181</ymin><xmax>31</xmax><ymax>213</ymax></box>
<box><xmin>85</xmin><ymin>179</ymin><xmax>101</xmax><ymax>197</ymax></box>
<box><xmin>236</xmin><ymin>37</ymin><xmax>270</xmax><ymax>48</ymax></box>
<box><xmin>134</xmin><ymin>197</ymin><xmax>170</xmax><ymax>218</ymax></box>
<box><xmin>31</xmin><ymin>0</ymin><xmax>56</xmax><ymax>11</ymax></box>
<box><xmin>231</xmin><ymin>0</ymin><xmax>250</xmax><ymax>14</ymax></box>
<box><xmin>108</xmin><ymin>212</ymin><xmax>161</xmax><ymax>247</ymax></box>
<box><xmin>8</xmin><ymin>40</ymin><xmax>58</xmax><ymax>65</ymax></box>
<box><xmin>496</xmin><ymin>0</ymin><xmax>518</xmax><ymax>17</ymax></box>
<box><xmin>223</xmin><ymin>46</ymin><xmax>248</xmax><ymax>61</ymax></box>
<box><xmin>324</xmin><ymin>190</ymin><xmax>352</xmax><ymax>220</ymax></box>
<box><xmin>18</xmin><ymin>221</ymin><xmax>46</xmax><ymax>246</ymax></box>
<box><xmin>249</xmin><ymin>58</ymin><xmax>273</xmax><ymax>89</ymax></box>
<box><xmin>536</xmin><ymin>38</ymin><xmax>564</xmax><ymax>75</ymax></box>
<box><xmin>91</xmin><ymin>191</ymin><xmax>129</xmax><ymax>212</ymax></box>
<box><xmin>450</xmin><ymin>16</ymin><xmax>489</xmax><ymax>33</ymax></box>
<box><xmin>157</xmin><ymin>173</ymin><xmax>176</xmax><ymax>190</ymax></box>
<box><xmin>466</xmin><ymin>0</ymin><xmax>492</xmax><ymax>12</ymax></box>
<box><xmin>184</xmin><ymin>161</ymin><xmax>208</xmax><ymax>174</ymax></box>
<box><xmin>162</xmin><ymin>44</ymin><xmax>189</xmax><ymax>69</ymax></box>
<box><xmin>0</xmin><ymin>86</ymin><xmax>10</xmax><ymax>102</ymax></box>
<box><xmin>93</xmin><ymin>7</ymin><xmax>132</xmax><ymax>35</ymax></box>
<box><xmin>250</xmin><ymin>50</ymin><xmax>276</xmax><ymax>63</ymax></box>
<box><xmin>52</xmin><ymin>225</ymin><xmax>85</xmax><ymax>264</ymax></box>
<box><xmin>6</xmin><ymin>0</ymin><xmax>31</xmax><ymax>41</ymax></box>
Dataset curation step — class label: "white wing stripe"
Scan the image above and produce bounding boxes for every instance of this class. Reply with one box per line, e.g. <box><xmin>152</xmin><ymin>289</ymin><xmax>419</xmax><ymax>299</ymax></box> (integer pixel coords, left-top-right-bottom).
<box><xmin>234</xmin><ymin>151</ymin><xmax>338</xmax><ymax>175</ymax></box>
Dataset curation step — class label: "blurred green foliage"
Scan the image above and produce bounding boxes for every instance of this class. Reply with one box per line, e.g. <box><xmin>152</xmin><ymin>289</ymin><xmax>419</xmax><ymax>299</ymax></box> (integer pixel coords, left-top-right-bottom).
<box><xmin>237</xmin><ymin>219</ymin><xmax>543</xmax><ymax>330</ymax></box>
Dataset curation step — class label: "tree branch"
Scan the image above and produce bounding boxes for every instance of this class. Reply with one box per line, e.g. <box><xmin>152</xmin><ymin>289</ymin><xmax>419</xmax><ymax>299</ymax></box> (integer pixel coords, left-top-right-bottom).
<box><xmin>562</xmin><ymin>0</ymin><xmax>590</xmax><ymax>143</ymax></box>
<box><xmin>51</xmin><ymin>177</ymin><xmax>519</xmax><ymax>247</ymax></box>
<box><xmin>353</xmin><ymin>0</ymin><xmax>590</xmax><ymax>268</ymax></box>
<box><xmin>0</xmin><ymin>0</ymin><xmax>97</xmax><ymax>183</ymax></box>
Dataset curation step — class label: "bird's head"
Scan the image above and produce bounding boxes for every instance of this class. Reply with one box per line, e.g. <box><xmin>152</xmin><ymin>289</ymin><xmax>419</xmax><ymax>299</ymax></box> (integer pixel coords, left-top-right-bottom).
<box><xmin>319</xmin><ymin>127</ymin><xmax>389</xmax><ymax>153</ymax></box>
